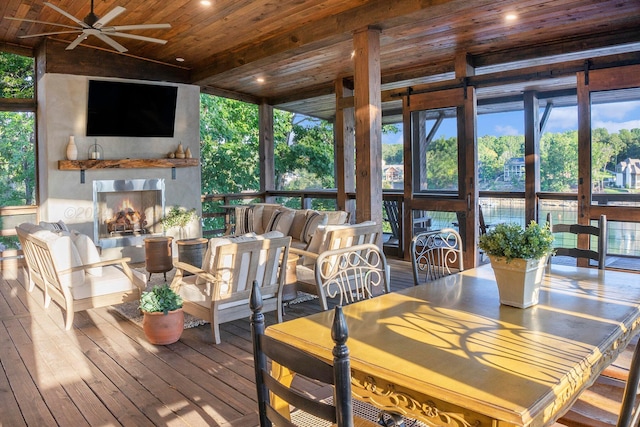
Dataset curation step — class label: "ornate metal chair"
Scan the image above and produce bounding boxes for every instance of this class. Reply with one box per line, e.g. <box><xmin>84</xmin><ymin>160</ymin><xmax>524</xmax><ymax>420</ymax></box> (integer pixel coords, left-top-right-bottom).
<box><xmin>410</xmin><ymin>228</ymin><xmax>464</xmax><ymax>285</ymax></box>
<box><xmin>314</xmin><ymin>243</ymin><xmax>391</xmax><ymax>311</ymax></box>
<box><xmin>250</xmin><ymin>281</ymin><xmax>377</xmax><ymax>427</ymax></box>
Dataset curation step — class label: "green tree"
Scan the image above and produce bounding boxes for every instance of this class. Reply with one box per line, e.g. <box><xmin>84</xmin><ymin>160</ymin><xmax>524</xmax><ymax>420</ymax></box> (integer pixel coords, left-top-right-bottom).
<box><xmin>426</xmin><ymin>136</ymin><xmax>458</xmax><ymax>190</ymax></box>
<box><xmin>540</xmin><ymin>131</ymin><xmax>578</xmax><ymax>192</ymax></box>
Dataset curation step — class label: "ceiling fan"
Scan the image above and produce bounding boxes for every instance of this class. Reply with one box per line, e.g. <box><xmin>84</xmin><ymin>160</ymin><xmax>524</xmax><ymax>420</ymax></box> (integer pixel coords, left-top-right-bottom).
<box><xmin>5</xmin><ymin>0</ymin><xmax>171</xmax><ymax>53</ymax></box>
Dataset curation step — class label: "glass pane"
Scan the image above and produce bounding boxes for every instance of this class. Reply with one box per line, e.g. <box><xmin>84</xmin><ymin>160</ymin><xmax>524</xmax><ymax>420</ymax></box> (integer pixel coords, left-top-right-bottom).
<box><xmin>478</xmin><ymin>111</ymin><xmax>525</xmax><ymax>192</ymax></box>
<box><xmin>540</xmin><ymin>104</ymin><xmax>578</xmax><ymax>192</ymax></box>
<box><xmin>411</xmin><ymin>108</ymin><xmax>458</xmax><ymax>193</ymax></box>
<box><xmin>0</xmin><ymin>52</ymin><xmax>35</xmax><ymax>98</ymax></box>
<box><xmin>591</xmin><ymin>88</ymin><xmax>640</xmax><ymax>207</ymax></box>
<box><xmin>0</xmin><ymin>111</ymin><xmax>36</xmax><ymax>205</ymax></box>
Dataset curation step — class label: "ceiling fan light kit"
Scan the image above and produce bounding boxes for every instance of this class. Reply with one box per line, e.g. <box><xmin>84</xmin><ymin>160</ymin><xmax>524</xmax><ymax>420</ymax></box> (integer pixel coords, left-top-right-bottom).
<box><xmin>5</xmin><ymin>0</ymin><xmax>171</xmax><ymax>53</ymax></box>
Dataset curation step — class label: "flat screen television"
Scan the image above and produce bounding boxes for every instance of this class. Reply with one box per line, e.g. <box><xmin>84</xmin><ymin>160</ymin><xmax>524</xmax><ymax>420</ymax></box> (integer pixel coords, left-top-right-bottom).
<box><xmin>86</xmin><ymin>80</ymin><xmax>178</xmax><ymax>137</ymax></box>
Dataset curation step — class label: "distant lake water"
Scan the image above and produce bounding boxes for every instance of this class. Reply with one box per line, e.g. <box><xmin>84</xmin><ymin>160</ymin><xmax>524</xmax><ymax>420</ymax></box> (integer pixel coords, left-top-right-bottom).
<box><xmin>427</xmin><ymin>199</ymin><xmax>640</xmax><ymax>258</ymax></box>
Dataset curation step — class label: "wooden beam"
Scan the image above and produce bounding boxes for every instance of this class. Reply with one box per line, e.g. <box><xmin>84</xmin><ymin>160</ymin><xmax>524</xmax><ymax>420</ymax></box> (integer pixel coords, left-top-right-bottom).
<box><xmin>0</xmin><ymin>98</ymin><xmax>36</xmax><ymax>112</ymax></box>
<box><xmin>524</xmin><ymin>91</ymin><xmax>540</xmax><ymax>224</ymax></box>
<box><xmin>37</xmin><ymin>39</ymin><xmax>190</xmax><ymax>84</ymax></box>
<box><xmin>353</xmin><ymin>27</ymin><xmax>382</xmax><ymax>235</ymax></box>
<box><xmin>259</xmin><ymin>102</ymin><xmax>275</xmax><ymax>198</ymax></box>
<box><xmin>335</xmin><ymin>78</ymin><xmax>355</xmax><ymax>218</ymax></box>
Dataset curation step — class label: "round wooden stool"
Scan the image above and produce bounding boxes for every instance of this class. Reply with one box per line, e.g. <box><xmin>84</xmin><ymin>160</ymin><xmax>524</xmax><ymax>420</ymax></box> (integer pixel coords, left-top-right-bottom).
<box><xmin>144</xmin><ymin>236</ymin><xmax>173</xmax><ymax>282</ymax></box>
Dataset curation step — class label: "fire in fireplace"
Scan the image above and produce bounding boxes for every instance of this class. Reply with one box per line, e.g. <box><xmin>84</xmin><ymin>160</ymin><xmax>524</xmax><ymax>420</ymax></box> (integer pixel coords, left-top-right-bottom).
<box><xmin>93</xmin><ymin>179</ymin><xmax>165</xmax><ymax>249</ymax></box>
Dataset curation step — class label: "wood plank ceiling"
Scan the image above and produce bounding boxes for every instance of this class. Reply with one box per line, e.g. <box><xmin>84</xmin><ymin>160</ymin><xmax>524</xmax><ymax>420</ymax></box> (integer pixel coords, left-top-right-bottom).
<box><xmin>1</xmin><ymin>0</ymin><xmax>640</xmax><ymax>122</ymax></box>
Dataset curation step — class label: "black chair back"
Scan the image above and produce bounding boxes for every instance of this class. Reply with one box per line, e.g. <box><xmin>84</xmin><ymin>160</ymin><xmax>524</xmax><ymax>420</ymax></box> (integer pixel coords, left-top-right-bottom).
<box><xmin>547</xmin><ymin>213</ymin><xmax>607</xmax><ymax>269</ymax></box>
<box><xmin>250</xmin><ymin>280</ymin><xmax>354</xmax><ymax>427</ymax></box>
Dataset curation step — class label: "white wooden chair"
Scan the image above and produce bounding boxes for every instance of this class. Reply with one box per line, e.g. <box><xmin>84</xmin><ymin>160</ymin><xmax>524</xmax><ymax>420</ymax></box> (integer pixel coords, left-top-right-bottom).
<box><xmin>314</xmin><ymin>243</ymin><xmax>390</xmax><ymax>311</ymax></box>
<box><xmin>24</xmin><ymin>228</ymin><xmax>146</xmax><ymax>330</ymax></box>
<box><xmin>171</xmin><ymin>234</ymin><xmax>291</xmax><ymax>344</ymax></box>
<box><xmin>410</xmin><ymin>228</ymin><xmax>464</xmax><ymax>285</ymax></box>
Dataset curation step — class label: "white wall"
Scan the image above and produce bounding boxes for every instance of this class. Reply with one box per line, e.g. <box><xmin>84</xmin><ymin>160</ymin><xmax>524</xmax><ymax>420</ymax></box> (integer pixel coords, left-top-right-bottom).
<box><xmin>37</xmin><ymin>73</ymin><xmax>201</xmax><ymax>261</ymax></box>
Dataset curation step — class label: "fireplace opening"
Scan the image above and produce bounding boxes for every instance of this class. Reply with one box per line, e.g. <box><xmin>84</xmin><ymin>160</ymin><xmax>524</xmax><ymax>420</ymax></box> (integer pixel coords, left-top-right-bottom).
<box><xmin>94</xmin><ymin>179</ymin><xmax>165</xmax><ymax>249</ymax></box>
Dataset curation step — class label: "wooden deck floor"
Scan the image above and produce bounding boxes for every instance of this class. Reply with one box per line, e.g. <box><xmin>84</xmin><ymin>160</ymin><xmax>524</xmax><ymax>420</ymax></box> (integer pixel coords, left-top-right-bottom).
<box><xmin>0</xmin><ymin>259</ymin><xmax>416</xmax><ymax>427</ymax></box>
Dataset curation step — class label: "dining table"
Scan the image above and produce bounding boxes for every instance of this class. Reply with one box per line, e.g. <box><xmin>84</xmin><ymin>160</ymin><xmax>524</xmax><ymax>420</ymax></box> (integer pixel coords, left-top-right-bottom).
<box><xmin>265</xmin><ymin>263</ymin><xmax>640</xmax><ymax>427</ymax></box>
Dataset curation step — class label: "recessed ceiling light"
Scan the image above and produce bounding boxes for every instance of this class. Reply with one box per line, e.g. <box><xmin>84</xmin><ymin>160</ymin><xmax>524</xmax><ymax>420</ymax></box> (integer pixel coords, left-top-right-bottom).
<box><xmin>505</xmin><ymin>13</ymin><xmax>517</xmax><ymax>21</ymax></box>
<box><xmin>200</xmin><ymin>0</ymin><xmax>212</xmax><ymax>6</ymax></box>
<box><xmin>256</xmin><ymin>77</ymin><xmax>265</xmax><ymax>83</ymax></box>
<box><xmin>176</xmin><ymin>57</ymin><xmax>185</xmax><ymax>62</ymax></box>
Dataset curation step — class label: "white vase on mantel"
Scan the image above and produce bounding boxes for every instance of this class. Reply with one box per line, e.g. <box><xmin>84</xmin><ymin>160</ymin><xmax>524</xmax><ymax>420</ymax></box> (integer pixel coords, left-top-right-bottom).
<box><xmin>66</xmin><ymin>136</ymin><xmax>78</xmax><ymax>160</ymax></box>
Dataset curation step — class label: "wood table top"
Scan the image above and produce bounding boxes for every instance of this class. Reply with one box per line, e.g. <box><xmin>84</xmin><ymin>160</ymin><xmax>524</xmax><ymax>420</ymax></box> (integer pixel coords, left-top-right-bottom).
<box><xmin>266</xmin><ymin>264</ymin><xmax>640</xmax><ymax>426</ymax></box>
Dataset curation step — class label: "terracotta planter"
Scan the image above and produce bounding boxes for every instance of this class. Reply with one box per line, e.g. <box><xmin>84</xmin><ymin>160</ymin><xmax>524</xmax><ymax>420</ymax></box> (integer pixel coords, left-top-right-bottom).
<box><xmin>488</xmin><ymin>255</ymin><xmax>548</xmax><ymax>308</ymax></box>
<box><xmin>142</xmin><ymin>308</ymin><xmax>184</xmax><ymax>345</ymax></box>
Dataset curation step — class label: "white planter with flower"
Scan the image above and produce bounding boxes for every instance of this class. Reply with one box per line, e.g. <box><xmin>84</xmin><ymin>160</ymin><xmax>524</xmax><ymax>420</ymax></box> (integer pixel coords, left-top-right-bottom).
<box><xmin>479</xmin><ymin>221</ymin><xmax>554</xmax><ymax>308</ymax></box>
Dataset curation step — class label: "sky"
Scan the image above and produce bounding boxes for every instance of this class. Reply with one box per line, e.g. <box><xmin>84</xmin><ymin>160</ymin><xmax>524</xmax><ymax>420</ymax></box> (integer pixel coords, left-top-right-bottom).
<box><xmin>382</xmin><ymin>101</ymin><xmax>640</xmax><ymax>144</ymax></box>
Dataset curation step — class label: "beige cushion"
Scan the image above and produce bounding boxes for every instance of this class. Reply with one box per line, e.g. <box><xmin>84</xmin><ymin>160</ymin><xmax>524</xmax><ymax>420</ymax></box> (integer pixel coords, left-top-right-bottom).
<box><xmin>70</xmin><ymin>231</ymin><xmax>102</xmax><ymax>276</ymax></box>
<box><xmin>302</xmin><ymin>211</ymin><xmax>328</xmax><ymax>243</ymax></box>
<box><xmin>288</xmin><ymin>209</ymin><xmax>310</xmax><ymax>240</ymax></box>
<box><xmin>252</xmin><ymin>203</ymin><xmax>282</xmax><ymax>234</ymax></box>
<box><xmin>324</xmin><ymin>210</ymin><xmax>349</xmax><ymax>225</ymax></box>
<box><xmin>71</xmin><ymin>266</ymin><xmax>143</xmax><ymax>300</ymax></box>
<box><xmin>266</xmin><ymin>209</ymin><xmax>295</xmax><ymax>235</ymax></box>
<box><xmin>33</xmin><ymin>232</ymin><xmax>85</xmax><ymax>288</ymax></box>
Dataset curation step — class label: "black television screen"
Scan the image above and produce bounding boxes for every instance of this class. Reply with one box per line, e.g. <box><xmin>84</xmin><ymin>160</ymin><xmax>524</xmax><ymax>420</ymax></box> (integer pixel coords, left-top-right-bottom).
<box><xmin>86</xmin><ymin>80</ymin><xmax>178</xmax><ymax>137</ymax></box>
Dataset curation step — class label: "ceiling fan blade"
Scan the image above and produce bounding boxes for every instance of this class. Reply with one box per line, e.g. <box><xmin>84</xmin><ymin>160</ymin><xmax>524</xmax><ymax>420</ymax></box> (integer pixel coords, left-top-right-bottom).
<box><xmin>19</xmin><ymin>30</ymin><xmax>82</xmax><ymax>38</ymax></box>
<box><xmin>44</xmin><ymin>2</ymin><xmax>90</xmax><ymax>28</ymax></box>
<box><xmin>105</xmin><ymin>32</ymin><xmax>168</xmax><ymax>45</ymax></box>
<box><xmin>3</xmin><ymin>16</ymin><xmax>80</xmax><ymax>30</ymax></box>
<box><xmin>94</xmin><ymin>33</ymin><xmax>128</xmax><ymax>52</ymax></box>
<box><xmin>65</xmin><ymin>34</ymin><xmax>85</xmax><ymax>50</ymax></box>
<box><xmin>93</xmin><ymin>6</ymin><xmax>125</xmax><ymax>29</ymax></box>
<box><xmin>108</xmin><ymin>23</ymin><xmax>171</xmax><ymax>31</ymax></box>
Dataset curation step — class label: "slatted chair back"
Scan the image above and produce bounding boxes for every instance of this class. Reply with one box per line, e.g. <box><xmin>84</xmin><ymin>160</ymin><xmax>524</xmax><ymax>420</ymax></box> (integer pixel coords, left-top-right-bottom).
<box><xmin>172</xmin><ymin>235</ymin><xmax>291</xmax><ymax>344</ymax></box>
<box><xmin>411</xmin><ymin>228</ymin><xmax>464</xmax><ymax>285</ymax></box>
<box><xmin>383</xmin><ymin>200</ymin><xmax>401</xmax><ymax>241</ymax></box>
<box><xmin>546</xmin><ymin>213</ymin><xmax>607</xmax><ymax>269</ymax></box>
<box><xmin>16</xmin><ymin>224</ymin><xmax>48</xmax><ymax>302</ymax></box>
<box><xmin>314</xmin><ymin>243</ymin><xmax>390</xmax><ymax>311</ymax></box>
<box><xmin>250</xmin><ymin>281</ymin><xmax>356</xmax><ymax>427</ymax></box>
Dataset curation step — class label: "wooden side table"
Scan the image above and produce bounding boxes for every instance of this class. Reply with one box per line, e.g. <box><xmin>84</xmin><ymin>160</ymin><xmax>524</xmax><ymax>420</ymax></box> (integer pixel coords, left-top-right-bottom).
<box><xmin>282</xmin><ymin>253</ymin><xmax>300</xmax><ymax>303</ymax></box>
<box><xmin>144</xmin><ymin>236</ymin><xmax>173</xmax><ymax>282</ymax></box>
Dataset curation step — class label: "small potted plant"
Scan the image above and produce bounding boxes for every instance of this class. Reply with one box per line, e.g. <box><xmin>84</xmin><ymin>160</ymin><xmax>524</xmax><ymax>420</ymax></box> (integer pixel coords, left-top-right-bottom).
<box><xmin>479</xmin><ymin>220</ymin><xmax>554</xmax><ymax>308</ymax></box>
<box><xmin>161</xmin><ymin>205</ymin><xmax>199</xmax><ymax>240</ymax></box>
<box><xmin>139</xmin><ymin>284</ymin><xmax>184</xmax><ymax>345</ymax></box>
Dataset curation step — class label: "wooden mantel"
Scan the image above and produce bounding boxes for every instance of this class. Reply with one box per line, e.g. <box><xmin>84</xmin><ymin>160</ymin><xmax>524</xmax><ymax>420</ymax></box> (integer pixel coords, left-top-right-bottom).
<box><xmin>58</xmin><ymin>158</ymin><xmax>199</xmax><ymax>170</ymax></box>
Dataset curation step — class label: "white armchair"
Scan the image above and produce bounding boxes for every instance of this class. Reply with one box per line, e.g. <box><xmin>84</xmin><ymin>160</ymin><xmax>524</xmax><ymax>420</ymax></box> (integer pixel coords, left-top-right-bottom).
<box><xmin>171</xmin><ymin>232</ymin><xmax>291</xmax><ymax>344</ymax></box>
<box><xmin>17</xmin><ymin>223</ymin><xmax>146</xmax><ymax>330</ymax></box>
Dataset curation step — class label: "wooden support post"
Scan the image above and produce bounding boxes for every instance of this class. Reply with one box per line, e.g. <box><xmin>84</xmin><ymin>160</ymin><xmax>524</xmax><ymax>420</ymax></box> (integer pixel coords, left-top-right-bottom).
<box><xmin>335</xmin><ymin>78</ymin><xmax>356</xmax><ymax>219</ymax></box>
<box><xmin>259</xmin><ymin>102</ymin><xmax>275</xmax><ymax>202</ymax></box>
<box><xmin>524</xmin><ymin>91</ymin><xmax>541</xmax><ymax>224</ymax></box>
<box><xmin>353</xmin><ymin>27</ymin><xmax>383</xmax><ymax>238</ymax></box>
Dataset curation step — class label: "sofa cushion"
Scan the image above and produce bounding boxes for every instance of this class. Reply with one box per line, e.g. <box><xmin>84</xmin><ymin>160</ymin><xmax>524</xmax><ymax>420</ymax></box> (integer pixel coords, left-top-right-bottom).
<box><xmin>252</xmin><ymin>203</ymin><xmax>282</xmax><ymax>234</ymax></box>
<box><xmin>70</xmin><ymin>231</ymin><xmax>102</xmax><ymax>276</ymax></box>
<box><xmin>266</xmin><ymin>209</ymin><xmax>295</xmax><ymax>235</ymax></box>
<box><xmin>32</xmin><ymin>231</ymin><xmax>85</xmax><ymax>288</ymax></box>
<box><xmin>301</xmin><ymin>211</ymin><xmax>328</xmax><ymax>244</ymax></box>
<box><xmin>288</xmin><ymin>209</ymin><xmax>310</xmax><ymax>241</ymax></box>
<box><xmin>71</xmin><ymin>265</ymin><xmax>143</xmax><ymax>300</ymax></box>
<box><xmin>324</xmin><ymin>210</ymin><xmax>349</xmax><ymax>225</ymax></box>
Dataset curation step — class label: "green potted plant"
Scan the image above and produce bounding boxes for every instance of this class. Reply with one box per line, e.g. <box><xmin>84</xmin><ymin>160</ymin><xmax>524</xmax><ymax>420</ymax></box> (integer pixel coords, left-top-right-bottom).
<box><xmin>161</xmin><ymin>205</ymin><xmax>199</xmax><ymax>240</ymax></box>
<box><xmin>479</xmin><ymin>221</ymin><xmax>554</xmax><ymax>308</ymax></box>
<box><xmin>139</xmin><ymin>284</ymin><xmax>184</xmax><ymax>345</ymax></box>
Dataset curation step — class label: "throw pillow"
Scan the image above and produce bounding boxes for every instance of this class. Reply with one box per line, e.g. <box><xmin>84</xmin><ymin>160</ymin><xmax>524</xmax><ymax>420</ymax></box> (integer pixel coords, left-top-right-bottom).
<box><xmin>288</xmin><ymin>209</ymin><xmax>309</xmax><ymax>240</ymax></box>
<box><xmin>39</xmin><ymin>220</ymin><xmax>70</xmax><ymax>233</ymax></box>
<box><xmin>70</xmin><ymin>231</ymin><xmax>103</xmax><ymax>276</ymax></box>
<box><xmin>301</xmin><ymin>211</ymin><xmax>328</xmax><ymax>244</ymax></box>
<box><xmin>266</xmin><ymin>209</ymin><xmax>295</xmax><ymax>235</ymax></box>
